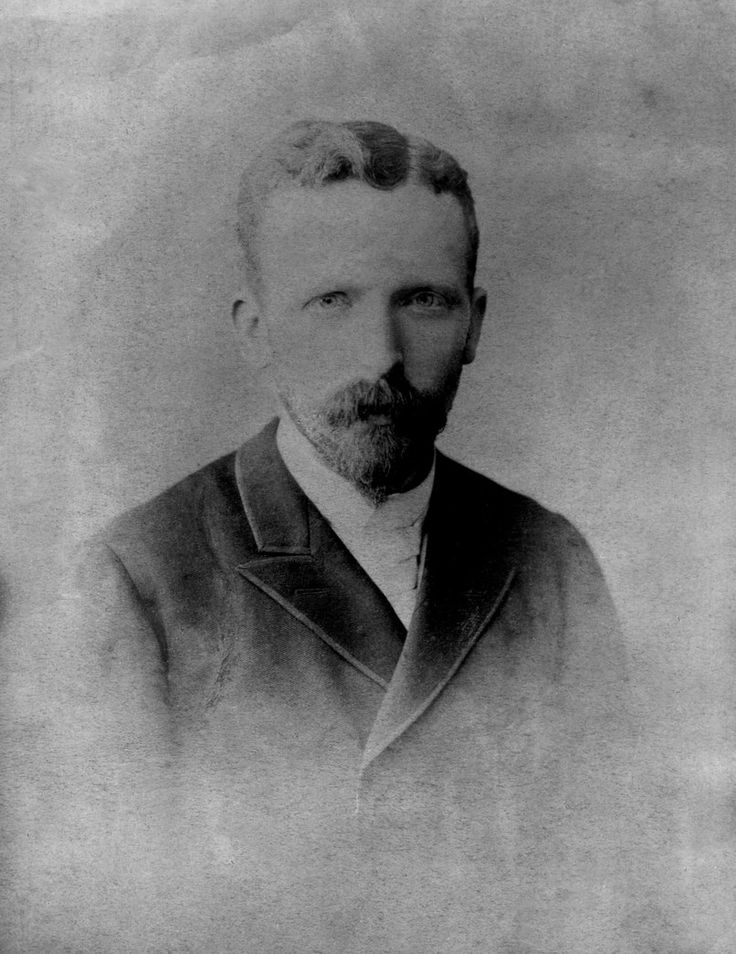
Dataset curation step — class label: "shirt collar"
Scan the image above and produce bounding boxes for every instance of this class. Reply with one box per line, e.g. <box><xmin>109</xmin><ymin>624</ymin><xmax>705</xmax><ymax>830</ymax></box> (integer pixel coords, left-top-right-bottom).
<box><xmin>275</xmin><ymin>414</ymin><xmax>435</xmax><ymax>536</ymax></box>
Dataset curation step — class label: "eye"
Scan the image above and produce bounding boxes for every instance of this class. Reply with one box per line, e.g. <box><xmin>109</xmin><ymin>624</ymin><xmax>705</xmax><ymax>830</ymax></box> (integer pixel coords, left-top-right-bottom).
<box><xmin>405</xmin><ymin>290</ymin><xmax>448</xmax><ymax>310</ymax></box>
<box><xmin>305</xmin><ymin>291</ymin><xmax>349</xmax><ymax>311</ymax></box>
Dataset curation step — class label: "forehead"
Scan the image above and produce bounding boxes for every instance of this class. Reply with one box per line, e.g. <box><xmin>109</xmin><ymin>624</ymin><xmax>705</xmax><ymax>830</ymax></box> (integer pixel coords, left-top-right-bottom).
<box><xmin>256</xmin><ymin>181</ymin><xmax>470</xmax><ymax>285</ymax></box>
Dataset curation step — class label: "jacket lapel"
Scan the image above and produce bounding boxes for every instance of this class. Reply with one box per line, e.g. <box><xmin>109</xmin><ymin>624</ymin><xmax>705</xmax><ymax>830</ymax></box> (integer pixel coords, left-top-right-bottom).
<box><xmin>228</xmin><ymin>423</ymin><xmax>520</xmax><ymax>762</ymax></box>
<box><xmin>234</xmin><ymin>421</ymin><xmax>406</xmax><ymax>688</ymax></box>
<box><xmin>362</xmin><ymin>454</ymin><xmax>518</xmax><ymax>768</ymax></box>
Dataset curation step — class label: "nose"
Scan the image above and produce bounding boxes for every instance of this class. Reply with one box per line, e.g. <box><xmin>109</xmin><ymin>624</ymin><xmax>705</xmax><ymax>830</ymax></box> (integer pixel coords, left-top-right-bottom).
<box><xmin>352</xmin><ymin>304</ymin><xmax>401</xmax><ymax>380</ymax></box>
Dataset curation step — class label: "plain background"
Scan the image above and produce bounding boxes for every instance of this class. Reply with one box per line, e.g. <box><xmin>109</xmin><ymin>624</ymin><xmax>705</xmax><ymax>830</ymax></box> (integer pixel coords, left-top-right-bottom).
<box><xmin>2</xmin><ymin>0</ymin><xmax>735</xmax><ymax>948</ymax></box>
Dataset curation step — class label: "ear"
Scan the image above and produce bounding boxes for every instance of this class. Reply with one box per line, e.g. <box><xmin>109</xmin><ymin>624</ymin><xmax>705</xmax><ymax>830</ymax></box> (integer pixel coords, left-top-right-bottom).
<box><xmin>232</xmin><ymin>296</ymin><xmax>272</xmax><ymax>370</ymax></box>
<box><xmin>461</xmin><ymin>287</ymin><xmax>487</xmax><ymax>365</ymax></box>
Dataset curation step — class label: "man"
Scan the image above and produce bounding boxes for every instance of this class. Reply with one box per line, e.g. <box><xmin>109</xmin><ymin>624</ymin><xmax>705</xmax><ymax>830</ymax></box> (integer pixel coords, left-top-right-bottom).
<box><xmin>67</xmin><ymin>120</ymin><xmax>647</xmax><ymax>952</ymax></box>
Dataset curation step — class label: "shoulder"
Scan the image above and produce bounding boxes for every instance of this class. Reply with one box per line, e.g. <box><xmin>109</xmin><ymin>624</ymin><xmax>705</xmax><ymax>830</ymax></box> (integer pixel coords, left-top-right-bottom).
<box><xmin>436</xmin><ymin>454</ymin><xmax>627</xmax><ymax>692</ymax></box>
<box><xmin>434</xmin><ymin>452</ymin><xmax>590</xmax><ymax>558</ymax></box>
<box><xmin>101</xmin><ymin>451</ymin><xmax>238</xmax><ymax>558</ymax></box>
<box><xmin>97</xmin><ymin>421</ymin><xmax>281</xmax><ymax>576</ymax></box>
<box><xmin>433</xmin><ymin>453</ymin><xmax>618</xmax><ymax>627</ymax></box>
<box><xmin>78</xmin><ymin>449</ymin><xmax>253</xmax><ymax>611</ymax></box>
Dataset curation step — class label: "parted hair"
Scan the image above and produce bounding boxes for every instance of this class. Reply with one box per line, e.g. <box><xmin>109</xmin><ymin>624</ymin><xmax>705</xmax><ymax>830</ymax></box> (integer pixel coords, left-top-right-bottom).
<box><xmin>236</xmin><ymin>119</ymin><xmax>480</xmax><ymax>291</ymax></box>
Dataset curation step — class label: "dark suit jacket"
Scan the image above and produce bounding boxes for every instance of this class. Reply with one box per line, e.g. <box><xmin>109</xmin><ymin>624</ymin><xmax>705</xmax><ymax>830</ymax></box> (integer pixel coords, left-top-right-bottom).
<box><xmin>67</xmin><ymin>418</ymin><xmax>647</xmax><ymax>952</ymax></box>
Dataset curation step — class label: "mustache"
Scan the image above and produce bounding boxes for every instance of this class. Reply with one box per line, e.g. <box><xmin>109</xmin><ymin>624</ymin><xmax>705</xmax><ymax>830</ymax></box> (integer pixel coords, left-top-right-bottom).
<box><xmin>322</xmin><ymin>367</ymin><xmax>443</xmax><ymax>428</ymax></box>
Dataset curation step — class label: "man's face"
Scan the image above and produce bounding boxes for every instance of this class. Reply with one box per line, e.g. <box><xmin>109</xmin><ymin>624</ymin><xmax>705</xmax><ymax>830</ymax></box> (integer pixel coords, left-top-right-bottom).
<box><xmin>249</xmin><ymin>180</ymin><xmax>485</xmax><ymax>499</ymax></box>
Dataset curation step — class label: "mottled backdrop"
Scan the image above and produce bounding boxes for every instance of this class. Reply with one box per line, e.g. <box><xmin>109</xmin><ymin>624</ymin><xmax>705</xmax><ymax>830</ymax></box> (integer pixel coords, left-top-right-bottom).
<box><xmin>2</xmin><ymin>0</ymin><xmax>735</xmax><ymax>949</ymax></box>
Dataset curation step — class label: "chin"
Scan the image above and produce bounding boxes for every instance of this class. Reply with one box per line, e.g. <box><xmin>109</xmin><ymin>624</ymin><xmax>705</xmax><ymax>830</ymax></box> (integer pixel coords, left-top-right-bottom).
<box><xmin>284</xmin><ymin>391</ymin><xmax>446</xmax><ymax>498</ymax></box>
<box><xmin>323</xmin><ymin>420</ymin><xmax>432</xmax><ymax>500</ymax></box>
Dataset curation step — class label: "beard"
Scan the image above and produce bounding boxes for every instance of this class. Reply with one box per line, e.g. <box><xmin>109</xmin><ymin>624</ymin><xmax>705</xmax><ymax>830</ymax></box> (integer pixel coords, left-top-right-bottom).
<box><xmin>282</xmin><ymin>364</ymin><xmax>460</xmax><ymax>503</ymax></box>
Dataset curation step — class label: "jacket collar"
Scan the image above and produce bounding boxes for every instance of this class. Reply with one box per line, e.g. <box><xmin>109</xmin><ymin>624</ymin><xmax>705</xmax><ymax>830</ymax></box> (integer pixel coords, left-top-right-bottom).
<box><xmin>231</xmin><ymin>419</ymin><xmax>519</xmax><ymax>762</ymax></box>
<box><xmin>234</xmin><ymin>419</ymin><xmax>406</xmax><ymax>688</ymax></box>
<box><xmin>234</xmin><ymin>418</ymin><xmax>311</xmax><ymax>555</ymax></box>
<box><xmin>361</xmin><ymin>458</ymin><xmax>518</xmax><ymax>767</ymax></box>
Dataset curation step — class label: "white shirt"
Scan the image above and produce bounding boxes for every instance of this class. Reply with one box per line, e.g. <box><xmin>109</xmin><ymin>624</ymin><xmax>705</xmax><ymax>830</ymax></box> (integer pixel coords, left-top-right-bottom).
<box><xmin>276</xmin><ymin>416</ymin><xmax>435</xmax><ymax>629</ymax></box>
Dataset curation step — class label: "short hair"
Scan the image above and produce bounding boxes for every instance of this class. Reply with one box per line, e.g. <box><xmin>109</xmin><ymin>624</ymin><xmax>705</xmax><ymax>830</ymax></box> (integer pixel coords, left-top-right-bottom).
<box><xmin>236</xmin><ymin>119</ymin><xmax>480</xmax><ymax>292</ymax></box>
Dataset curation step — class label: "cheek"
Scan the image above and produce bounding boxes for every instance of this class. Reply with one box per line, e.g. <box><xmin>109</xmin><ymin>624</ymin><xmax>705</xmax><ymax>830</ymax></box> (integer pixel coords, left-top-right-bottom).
<box><xmin>268</xmin><ymin>330</ymin><xmax>339</xmax><ymax>398</ymax></box>
<box><xmin>270</xmin><ymin>319</ymin><xmax>360</xmax><ymax>377</ymax></box>
<box><xmin>268</xmin><ymin>319</ymin><xmax>319</xmax><ymax>373</ymax></box>
<box><xmin>401</xmin><ymin>323</ymin><xmax>468</xmax><ymax>381</ymax></box>
<box><xmin>268</xmin><ymin>314</ymin><xmax>311</xmax><ymax>352</ymax></box>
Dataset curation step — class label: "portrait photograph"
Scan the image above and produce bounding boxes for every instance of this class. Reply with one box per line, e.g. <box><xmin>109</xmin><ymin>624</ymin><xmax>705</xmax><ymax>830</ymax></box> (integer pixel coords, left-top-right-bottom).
<box><xmin>2</xmin><ymin>0</ymin><xmax>735</xmax><ymax>951</ymax></box>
